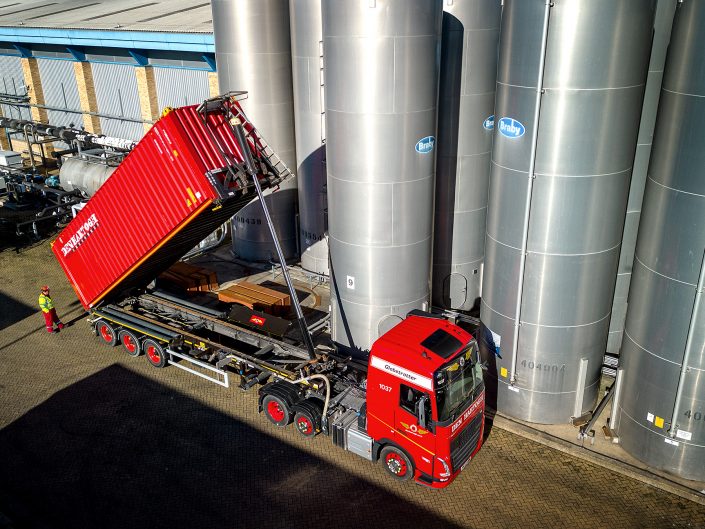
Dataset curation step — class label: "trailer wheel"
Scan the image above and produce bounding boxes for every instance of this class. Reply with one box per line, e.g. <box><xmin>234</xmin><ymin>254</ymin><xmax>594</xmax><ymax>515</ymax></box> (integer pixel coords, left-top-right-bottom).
<box><xmin>262</xmin><ymin>394</ymin><xmax>292</xmax><ymax>427</ymax></box>
<box><xmin>380</xmin><ymin>446</ymin><xmax>414</xmax><ymax>482</ymax></box>
<box><xmin>144</xmin><ymin>339</ymin><xmax>168</xmax><ymax>368</ymax></box>
<box><xmin>118</xmin><ymin>330</ymin><xmax>141</xmax><ymax>357</ymax></box>
<box><xmin>292</xmin><ymin>400</ymin><xmax>323</xmax><ymax>438</ymax></box>
<box><xmin>95</xmin><ymin>321</ymin><xmax>118</xmax><ymax>347</ymax></box>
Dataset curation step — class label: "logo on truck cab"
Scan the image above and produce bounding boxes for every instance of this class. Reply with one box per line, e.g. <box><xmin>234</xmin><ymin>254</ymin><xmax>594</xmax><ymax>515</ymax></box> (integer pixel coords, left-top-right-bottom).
<box><xmin>59</xmin><ymin>213</ymin><xmax>100</xmax><ymax>257</ymax></box>
<box><xmin>370</xmin><ymin>356</ymin><xmax>433</xmax><ymax>391</ymax></box>
<box><xmin>450</xmin><ymin>393</ymin><xmax>484</xmax><ymax>435</ymax></box>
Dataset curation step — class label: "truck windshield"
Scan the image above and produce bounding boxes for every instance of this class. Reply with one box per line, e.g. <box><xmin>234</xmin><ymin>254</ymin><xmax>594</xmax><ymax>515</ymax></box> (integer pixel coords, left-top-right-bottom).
<box><xmin>435</xmin><ymin>340</ymin><xmax>483</xmax><ymax>422</ymax></box>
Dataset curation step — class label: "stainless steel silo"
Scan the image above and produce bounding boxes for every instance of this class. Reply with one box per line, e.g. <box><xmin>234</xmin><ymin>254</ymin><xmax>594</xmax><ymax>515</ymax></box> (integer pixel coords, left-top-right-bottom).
<box><xmin>230</xmin><ymin>178</ymin><xmax>299</xmax><ymax>262</ymax></box>
<box><xmin>212</xmin><ymin>0</ymin><xmax>299</xmax><ymax>261</ymax></box>
<box><xmin>432</xmin><ymin>0</ymin><xmax>502</xmax><ymax>312</ymax></box>
<box><xmin>291</xmin><ymin>0</ymin><xmax>329</xmax><ymax>275</ymax></box>
<box><xmin>613</xmin><ymin>0</ymin><xmax>705</xmax><ymax>481</ymax></box>
<box><xmin>212</xmin><ymin>0</ymin><xmax>297</xmax><ymax>170</ymax></box>
<box><xmin>607</xmin><ymin>0</ymin><xmax>676</xmax><ymax>353</ymax></box>
<box><xmin>479</xmin><ymin>0</ymin><xmax>656</xmax><ymax>424</ymax></box>
<box><xmin>324</xmin><ymin>0</ymin><xmax>443</xmax><ymax>351</ymax></box>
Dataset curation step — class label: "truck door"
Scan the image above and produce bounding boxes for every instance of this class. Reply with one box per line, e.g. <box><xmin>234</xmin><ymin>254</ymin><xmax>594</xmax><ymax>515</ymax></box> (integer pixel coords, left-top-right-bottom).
<box><xmin>395</xmin><ymin>384</ymin><xmax>436</xmax><ymax>462</ymax></box>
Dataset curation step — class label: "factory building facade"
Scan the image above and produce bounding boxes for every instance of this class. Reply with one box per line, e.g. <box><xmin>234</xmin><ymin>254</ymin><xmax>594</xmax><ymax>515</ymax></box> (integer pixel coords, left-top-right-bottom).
<box><xmin>0</xmin><ymin>1</ymin><xmax>218</xmax><ymax>146</ymax></box>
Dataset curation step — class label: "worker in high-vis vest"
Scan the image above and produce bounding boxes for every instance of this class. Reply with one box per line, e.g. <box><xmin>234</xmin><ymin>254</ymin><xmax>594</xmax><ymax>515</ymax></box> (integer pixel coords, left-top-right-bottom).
<box><xmin>38</xmin><ymin>286</ymin><xmax>64</xmax><ymax>333</ymax></box>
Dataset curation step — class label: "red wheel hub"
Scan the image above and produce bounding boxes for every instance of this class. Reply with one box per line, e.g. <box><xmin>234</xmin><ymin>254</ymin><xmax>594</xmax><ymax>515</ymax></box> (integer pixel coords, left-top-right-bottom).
<box><xmin>296</xmin><ymin>416</ymin><xmax>313</xmax><ymax>435</ymax></box>
<box><xmin>385</xmin><ymin>452</ymin><xmax>408</xmax><ymax>476</ymax></box>
<box><xmin>146</xmin><ymin>345</ymin><xmax>160</xmax><ymax>363</ymax></box>
<box><xmin>122</xmin><ymin>335</ymin><xmax>136</xmax><ymax>353</ymax></box>
<box><xmin>267</xmin><ymin>400</ymin><xmax>285</xmax><ymax>422</ymax></box>
<box><xmin>99</xmin><ymin>324</ymin><xmax>113</xmax><ymax>343</ymax></box>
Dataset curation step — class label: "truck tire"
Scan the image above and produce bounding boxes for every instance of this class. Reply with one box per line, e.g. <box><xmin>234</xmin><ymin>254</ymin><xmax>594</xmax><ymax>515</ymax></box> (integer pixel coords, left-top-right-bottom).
<box><xmin>143</xmin><ymin>338</ymin><xmax>168</xmax><ymax>368</ymax></box>
<box><xmin>118</xmin><ymin>329</ymin><xmax>141</xmax><ymax>357</ymax></box>
<box><xmin>380</xmin><ymin>445</ymin><xmax>414</xmax><ymax>482</ymax></box>
<box><xmin>262</xmin><ymin>394</ymin><xmax>292</xmax><ymax>427</ymax></box>
<box><xmin>292</xmin><ymin>400</ymin><xmax>323</xmax><ymax>438</ymax></box>
<box><xmin>95</xmin><ymin>320</ymin><xmax>118</xmax><ymax>347</ymax></box>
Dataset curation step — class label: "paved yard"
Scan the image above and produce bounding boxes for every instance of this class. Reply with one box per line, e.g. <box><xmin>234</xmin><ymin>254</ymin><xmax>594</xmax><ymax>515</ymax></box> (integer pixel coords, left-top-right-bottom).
<box><xmin>1</xmin><ymin>241</ymin><xmax>704</xmax><ymax>529</ymax></box>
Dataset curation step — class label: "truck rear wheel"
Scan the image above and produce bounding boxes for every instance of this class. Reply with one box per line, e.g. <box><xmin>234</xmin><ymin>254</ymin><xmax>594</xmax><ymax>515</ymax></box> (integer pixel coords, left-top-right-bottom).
<box><xmin>292</xmin><ymin>400</ymin><xmax>322</xmax><ymax>438</ymax></box>
<box><xmin>262</xmin><ymin>394</ymin><xmax>292</xmax><ymax>427</ymax></box>
<box><xmin>95</xmin><ymin>320</ymin><xmax>118</xmax><ymax>347</ymax></box>
<box><xmin>380</xmin><ymin>446</ymin><xmax>414</xmax><ymax>482</ymax></box>
<box><xmin>118</xmin><ymin>330</ymin><xmax>141</xmax><ymax>357</ymax></box>
<box><xmin>143</xmin><ymin>339</ymin><xmax>168</xmax><ymax>368</ymax></box>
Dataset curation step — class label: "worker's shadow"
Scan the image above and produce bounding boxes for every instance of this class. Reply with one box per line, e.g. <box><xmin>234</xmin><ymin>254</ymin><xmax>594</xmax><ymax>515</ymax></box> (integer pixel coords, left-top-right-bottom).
<box><xmin>0</xmin><ymin>364</ymin><xmax>465</xmax><ymax>529</ymax></box>
<box><xmin>0</xmin><ymin>292</ymin><xmax>35</xmax><ymax>331</ymax></box>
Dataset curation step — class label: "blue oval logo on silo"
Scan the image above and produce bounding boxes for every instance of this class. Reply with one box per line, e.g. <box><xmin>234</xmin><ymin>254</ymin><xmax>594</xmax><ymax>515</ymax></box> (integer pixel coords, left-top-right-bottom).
<box><xmin>415</xmin><ymin>136</ymin><xmax>435</xmax><ymax>154</ymax></box>
<box><xmin>498</xmin><ymin>117</ymin><xmax>525</xmax><ymax>139</ymax></box>
<box><xmin>483</xmin><ymin>114</ymin><xmax>495</xmax><ymax>130</ymax></box>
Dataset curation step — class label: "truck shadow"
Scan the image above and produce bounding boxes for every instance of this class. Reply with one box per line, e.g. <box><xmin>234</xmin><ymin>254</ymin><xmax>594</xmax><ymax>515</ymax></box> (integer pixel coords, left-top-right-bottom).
<box><xmin>0</xmin><ymin>365</ymin><xmax>465</xmax><ymax>529</ymax></box>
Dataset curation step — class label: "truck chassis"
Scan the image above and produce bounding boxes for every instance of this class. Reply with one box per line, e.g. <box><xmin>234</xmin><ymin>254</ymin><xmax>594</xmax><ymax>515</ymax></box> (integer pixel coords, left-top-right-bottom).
<box><xmin>90</xmin><ymin>290</ymin><xmax>383</xmax><ymax>469</ymax></box>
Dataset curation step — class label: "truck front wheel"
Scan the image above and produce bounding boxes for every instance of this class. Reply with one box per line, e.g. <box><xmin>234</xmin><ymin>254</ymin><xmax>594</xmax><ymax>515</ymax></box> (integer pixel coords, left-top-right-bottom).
<box><xmin>380</xmin><ymin>446</ymin><xmax>414</xmax><ymax>482</ymax></box>
<box><xmin>143</xmin><ymin>339</ymin><xmax>168</xmax><ymax>368</ymax></box>
<box><xmin>262</xmin><ymin>394</ymin><xmax>292</xmax><ymax>427</ymax></box>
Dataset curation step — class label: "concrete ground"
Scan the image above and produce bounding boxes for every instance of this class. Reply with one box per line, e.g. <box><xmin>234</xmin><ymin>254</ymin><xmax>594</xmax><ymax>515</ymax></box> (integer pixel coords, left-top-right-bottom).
<box><xmin>2</xmin><ymin>241</ymin><xmax>705</xmax><ymax>529</ymax></box>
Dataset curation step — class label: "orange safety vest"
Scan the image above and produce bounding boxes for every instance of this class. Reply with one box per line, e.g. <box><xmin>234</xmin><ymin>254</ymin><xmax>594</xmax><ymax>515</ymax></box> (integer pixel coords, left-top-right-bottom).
<box><xmin>38</xmin><ymin>293</ymin><xmax>54</xmax><ymax>313</ymax></box>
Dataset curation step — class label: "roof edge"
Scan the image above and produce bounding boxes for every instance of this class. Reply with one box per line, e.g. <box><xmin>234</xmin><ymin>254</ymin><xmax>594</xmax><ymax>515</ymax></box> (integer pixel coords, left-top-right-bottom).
<box><xmin>0</xmin><ymin>26</ymin><xmax>214</xmax><ymax>53</ymax></box>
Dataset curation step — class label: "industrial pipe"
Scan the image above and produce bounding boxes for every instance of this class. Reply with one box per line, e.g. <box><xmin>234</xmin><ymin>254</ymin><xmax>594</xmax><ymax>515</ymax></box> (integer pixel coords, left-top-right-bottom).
<box><xmin>508</xmin><ymin>0</ymin><xmax>552</xmax><ymax>385</ymax></box>
<box><xmin>0</xmin><ymin>117</ymin><xmax>136</xmax><ymax>151</ymax></box>
<box><xmin>669</xmin><ymin>248</ymin><xmax>705</xmax><ymax>438</ymax></box>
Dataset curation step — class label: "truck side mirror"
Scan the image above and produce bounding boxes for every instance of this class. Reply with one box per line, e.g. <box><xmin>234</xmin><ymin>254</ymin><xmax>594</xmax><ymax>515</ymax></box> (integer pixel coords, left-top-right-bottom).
<box><xmin>417</xmin><ymin>394</ymin><xmax>429</xmax><ymax>429</ymax></box>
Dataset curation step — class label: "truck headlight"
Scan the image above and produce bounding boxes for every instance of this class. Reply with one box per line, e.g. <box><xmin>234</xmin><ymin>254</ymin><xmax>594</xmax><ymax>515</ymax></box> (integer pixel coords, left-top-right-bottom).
<box><xmin>437</xmin><ymin>457</ymin><xmax>451</xmax><ymax>478</ymax></box>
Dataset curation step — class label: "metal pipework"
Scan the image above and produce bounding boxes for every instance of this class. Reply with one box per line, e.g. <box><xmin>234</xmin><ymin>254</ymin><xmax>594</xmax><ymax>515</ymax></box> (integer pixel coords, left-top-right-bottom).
<box><xmin>0</xmin><ymin>117</ymin><xmax>136</xmax><ymax>151</ymax></box>
<box><xmin>669</xmin><ymin>249</ymin><xmax>705</xmax><ymax>439</ymax></box>
<box><xmin>508</xmin><ymin>0</ymin><xmax>551</xmax><ymax>386</ymax></box>
<box><xmin>287</xmin><ymin>373</ymin><xmax>331</xmax><ymax>424</ymax></box>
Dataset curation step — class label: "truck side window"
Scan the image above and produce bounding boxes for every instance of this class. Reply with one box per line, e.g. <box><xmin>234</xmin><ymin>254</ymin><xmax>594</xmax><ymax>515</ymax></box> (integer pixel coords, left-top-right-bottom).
<box><xmin>400</xmin><ymin>384</ymin><xmax>425</xmax><ymax>415</ymax></box>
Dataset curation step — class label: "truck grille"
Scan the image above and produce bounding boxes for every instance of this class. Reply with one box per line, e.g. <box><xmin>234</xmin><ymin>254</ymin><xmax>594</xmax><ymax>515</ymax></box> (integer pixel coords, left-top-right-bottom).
<box><xmin>450</xmin><ymin>412</ymin><xmax>483</xmax><ymax>471</ymax></box>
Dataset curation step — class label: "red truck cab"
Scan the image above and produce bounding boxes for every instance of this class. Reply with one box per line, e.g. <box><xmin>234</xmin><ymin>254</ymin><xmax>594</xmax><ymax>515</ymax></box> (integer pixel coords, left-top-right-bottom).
<box><xmin>365</xmin><ymin>313</ymin><xmax>485</xmax><ymax>488</ymax></box>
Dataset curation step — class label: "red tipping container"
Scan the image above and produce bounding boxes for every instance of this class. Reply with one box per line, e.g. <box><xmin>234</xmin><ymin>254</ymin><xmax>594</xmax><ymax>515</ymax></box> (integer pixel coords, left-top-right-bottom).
<box><xmin>52</xmin><ymin>101</ymin><xmax>264</xmax><ymax>309</ymax></box>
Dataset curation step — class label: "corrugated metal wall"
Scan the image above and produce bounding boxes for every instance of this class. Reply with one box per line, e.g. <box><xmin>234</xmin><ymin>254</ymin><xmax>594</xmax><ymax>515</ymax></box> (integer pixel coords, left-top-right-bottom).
<box><xmin>0</xmin><ymin>55</ymin><xmax>31</xmax><ymax>120</ymax></box>
<box><xmin>36</xmin><ymin>58</ymin><xmax>81</xmax><ymax>127</ymax></box>
<box><xmin>91</xmin><ymin>62</ymin><xmax>144</xmax><ymax>140</ymax></box>
<box><xmin>154</xmin><ymin>67</ymin><xmax>210</xmax><ymax>111</ymax></box>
